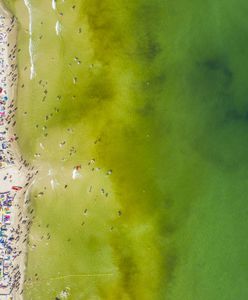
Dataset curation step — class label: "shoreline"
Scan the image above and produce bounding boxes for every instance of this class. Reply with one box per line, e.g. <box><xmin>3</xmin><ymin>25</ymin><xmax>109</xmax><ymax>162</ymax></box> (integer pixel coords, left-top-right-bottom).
<box><xmin>0</xmin><ymin>2</ymin><xmax>36</xmax><ymax>299</ymax></box>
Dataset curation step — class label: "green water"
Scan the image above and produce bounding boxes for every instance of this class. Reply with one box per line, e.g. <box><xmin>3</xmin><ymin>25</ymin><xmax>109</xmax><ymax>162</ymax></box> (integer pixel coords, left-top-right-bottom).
<box><xmin>3</xmin><ymin>0</ymin><xmax>248</xmax><ymax>299</ymax></box>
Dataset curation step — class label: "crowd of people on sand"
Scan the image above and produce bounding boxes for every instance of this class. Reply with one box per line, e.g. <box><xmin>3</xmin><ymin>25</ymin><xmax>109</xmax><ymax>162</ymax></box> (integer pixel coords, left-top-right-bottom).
<box><xmin>0</xmin><ymin>14</ymin><xmax>36</xmax><ymax>299</ymax></box>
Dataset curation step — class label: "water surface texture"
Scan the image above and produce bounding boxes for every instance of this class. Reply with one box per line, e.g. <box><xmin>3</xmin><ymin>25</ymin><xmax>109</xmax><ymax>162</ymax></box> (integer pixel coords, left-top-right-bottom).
<box><xmin>4</xmin><ymin>0</ymin><xmax>248</xmax><ymax>299</ymax></box>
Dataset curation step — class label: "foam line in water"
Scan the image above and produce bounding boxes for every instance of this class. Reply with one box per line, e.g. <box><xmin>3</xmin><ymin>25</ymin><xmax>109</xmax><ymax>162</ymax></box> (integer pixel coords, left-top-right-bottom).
<box><xmin>23</xmin><ymin>0</ymin><xmax>35</xmax><ymax>80</ymax></box>
<box><xmin>52</xmin><ymin>0</ymin><xmax>56</xmax><ymax>10</ymax></box>
<box><xmin>55</xmin><ymin>20</ymin><xmax>61</xmax><ymax>35</ymax></box>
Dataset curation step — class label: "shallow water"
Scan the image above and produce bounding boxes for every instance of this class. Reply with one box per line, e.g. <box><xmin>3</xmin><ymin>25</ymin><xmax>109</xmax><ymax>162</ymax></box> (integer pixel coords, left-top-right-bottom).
<box><xmin>3</xmin><ymin>0</ymin><xmax>248</xmax><ymax>299</ymax></box>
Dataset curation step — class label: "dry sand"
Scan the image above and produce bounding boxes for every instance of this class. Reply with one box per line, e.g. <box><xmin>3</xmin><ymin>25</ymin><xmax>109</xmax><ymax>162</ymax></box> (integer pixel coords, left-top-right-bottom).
<box><xmin>0</xmin><ymin>2</ymin><xmax>36</xmax><ymax>299</ymax></box>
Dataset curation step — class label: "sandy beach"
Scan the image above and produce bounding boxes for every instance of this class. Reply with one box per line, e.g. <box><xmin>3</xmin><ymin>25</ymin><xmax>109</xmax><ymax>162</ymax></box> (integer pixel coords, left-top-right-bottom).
<box><xmin>0</xmin><ymin>3</ymin><xmax>35</xmax><ymax>299</ymax></box>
